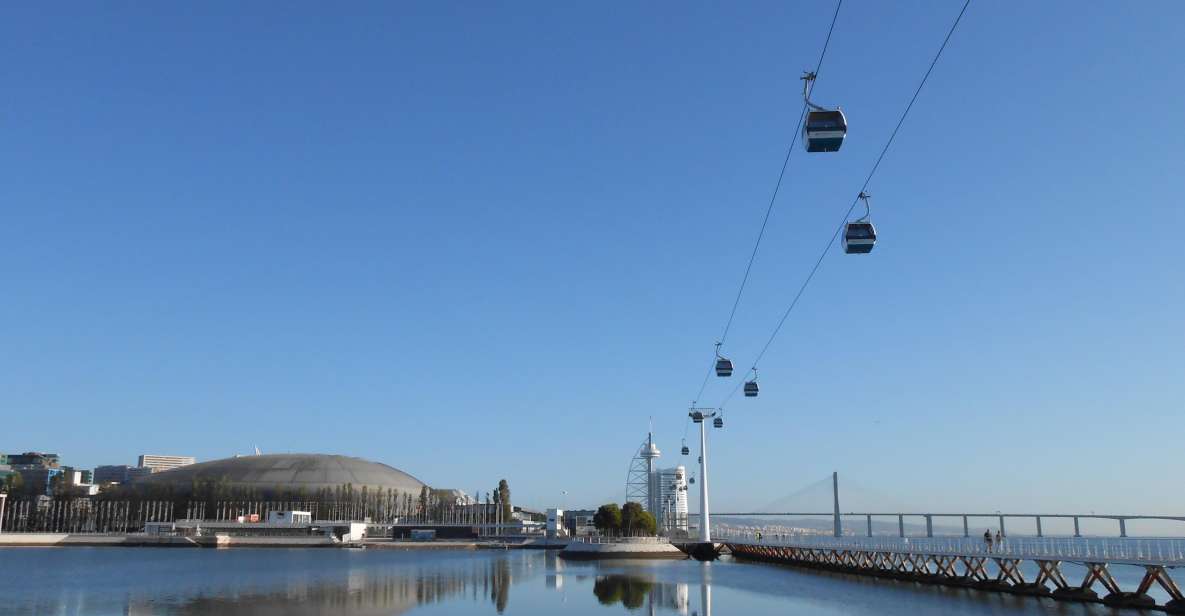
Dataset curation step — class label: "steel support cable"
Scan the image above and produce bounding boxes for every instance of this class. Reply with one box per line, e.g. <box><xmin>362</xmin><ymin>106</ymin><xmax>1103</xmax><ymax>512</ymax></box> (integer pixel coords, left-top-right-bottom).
<box><xmin>719</xmin><ymin>0</ymin><xmax>972</xmax><ymax>407</ymax></box>
<box><xmin>688</xmin><ymin>0</ymin><xmax>845</xmax><ymax>409</ymax></box>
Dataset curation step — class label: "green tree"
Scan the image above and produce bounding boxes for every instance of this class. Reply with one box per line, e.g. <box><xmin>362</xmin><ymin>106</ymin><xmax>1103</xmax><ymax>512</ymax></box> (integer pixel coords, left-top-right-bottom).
<box><xmin>497</xmin><ymin>479</ymin><xmax>511</xmax><ymax>525</ymax></box>
<box><xmin>593</xmin><ymin>503</ymin><xmax>622</xmax><ymax>534</ymax></box>
<box><xmin>3</xmin><ymin>471</ymin><xmax>24</xmax><ymax>494</ymax></box>
<box><xmin>620</xmin><ymin>502</ymin><xmax>657</xmax><ymax>536</ymax></box>
<box><xmin>635</xmin><ymin>510</ymin><xmax>658</xmax><ymax>536</ymax></box>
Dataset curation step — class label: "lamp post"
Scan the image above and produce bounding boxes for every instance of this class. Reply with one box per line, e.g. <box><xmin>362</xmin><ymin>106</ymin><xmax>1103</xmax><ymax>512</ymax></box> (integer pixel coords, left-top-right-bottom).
<box><xmin>0</xmin><ymin>493</ymin><xmax>7</xmax><ymax>534</ymax></box>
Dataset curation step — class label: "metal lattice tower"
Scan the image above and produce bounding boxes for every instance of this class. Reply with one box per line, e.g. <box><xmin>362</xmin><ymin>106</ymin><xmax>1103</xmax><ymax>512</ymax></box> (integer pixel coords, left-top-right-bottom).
<box><xmin>625</xmin><ymin>432</ymin><xmax>661</xmax><ymax>511</ymax></box>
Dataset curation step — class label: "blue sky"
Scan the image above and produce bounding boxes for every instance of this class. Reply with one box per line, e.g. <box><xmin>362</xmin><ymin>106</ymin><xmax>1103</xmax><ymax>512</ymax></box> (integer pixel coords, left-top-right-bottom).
<box><xmin>3</xmin><ymin>1</ymin><xmax>1183</xmax><ymax>518</ymax></box>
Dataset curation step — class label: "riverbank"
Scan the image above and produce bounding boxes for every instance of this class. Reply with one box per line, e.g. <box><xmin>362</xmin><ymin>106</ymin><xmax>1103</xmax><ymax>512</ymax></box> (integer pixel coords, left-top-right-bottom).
<box><xmin>0</xmin><ymin>533</ymin><xmax>569</xmax><ymax>550</ymax></box>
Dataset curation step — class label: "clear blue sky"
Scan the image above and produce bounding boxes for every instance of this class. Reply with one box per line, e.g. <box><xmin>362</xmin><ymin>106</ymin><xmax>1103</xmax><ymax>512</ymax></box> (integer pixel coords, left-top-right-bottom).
<box><xmin>3</xmin><ymin>1</ymin><xmax>1183</xmax><ymax>519</ymax></box>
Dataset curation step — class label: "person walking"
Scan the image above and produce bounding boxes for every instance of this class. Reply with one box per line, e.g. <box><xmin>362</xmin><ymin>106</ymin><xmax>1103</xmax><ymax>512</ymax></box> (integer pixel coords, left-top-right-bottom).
<box><xmin>995</xmin><ymin>530</ymin><xmax>1002</xmax><ymax>548</ymax></box>
<box><xmin>983</xmin><ymin>529</ymin><xmax>993</xmax><ymax>552</ymax></box>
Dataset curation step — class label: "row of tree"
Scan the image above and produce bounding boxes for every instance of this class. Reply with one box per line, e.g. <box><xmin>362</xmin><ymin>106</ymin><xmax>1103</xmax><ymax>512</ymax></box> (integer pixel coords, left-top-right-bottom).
<box><xmin>592</xmin><ymin>502</ymin><xmax>657</xmax><ymax>536</ymax></box>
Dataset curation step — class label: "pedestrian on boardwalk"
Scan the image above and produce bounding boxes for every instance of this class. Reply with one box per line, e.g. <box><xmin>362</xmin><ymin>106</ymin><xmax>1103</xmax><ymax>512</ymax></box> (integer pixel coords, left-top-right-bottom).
<box><xmin>983</xmin><ymin>529</ymin><xmax>993</xmax><ymax>552</ymax></box>
<box><xmin>995</xmin><ymin>530</ymin><xmax>1002</xmax><ymax>548</ymax></box>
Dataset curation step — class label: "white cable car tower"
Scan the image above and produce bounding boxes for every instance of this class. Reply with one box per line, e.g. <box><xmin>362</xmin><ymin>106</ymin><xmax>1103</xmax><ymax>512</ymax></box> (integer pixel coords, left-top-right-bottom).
<box><xmin>688</xmin><ymin>407</ymin><xmax>719</xmax><ymax>543</ymax></box>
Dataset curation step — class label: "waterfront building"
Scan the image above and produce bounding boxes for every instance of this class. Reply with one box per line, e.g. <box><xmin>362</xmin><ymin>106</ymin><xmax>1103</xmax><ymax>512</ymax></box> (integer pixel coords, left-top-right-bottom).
<box><xmin>624</xmin><ymin>433</ymin><xmax>689</xmax><ymax>533</ymax></box>
<box><xmin>657</xmin><ymin>466</ymin><xmax>689</xmax><ymax>532</ymax></box>
<box><xmin>6</xmin><ymin>452</ymin><xmax>60</xmax><ymax>468</ymax></box>
<box><xmin>94</xmin><ymin>464</ymin><xmax>153</xmax><ymax>485</ymax></box>
<box><xmin>60</xmin><ymin>466</ymin><xmax>93</xmax><ymax>485</ymax></box>
<box><xmin>13</xmin><ymin>466</ymin><xmax>62</xmax><ymax>495</ymax></box>
<box><xmin>546</xmin><ymin>508</ymin><xmax>565</xmax><ymax>538</ymax></box>
<box><xmin>433</xmin><ymin>488</ymin><xmax>475</xmax><ymax>506</ymax></box>
<box><xmin>137</xmin><ymin>454</ymin><xmax>196</xmax><ymax>472</ymax></box>
<box><xmin>131</xmin><ymin>453</ymin><xmax>426</xmax><ymax>496</ymax></box>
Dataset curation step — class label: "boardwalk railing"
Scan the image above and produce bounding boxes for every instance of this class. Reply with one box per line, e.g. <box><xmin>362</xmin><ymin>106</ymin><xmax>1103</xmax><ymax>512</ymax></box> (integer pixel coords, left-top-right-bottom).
<box><xmin>716</xmin><ymin>528</ymin><xmax>1185</xmax><ymax>566</ymax></box>
<box><xmin>706</xmin><ymin>511</ymin><xmax>1185</xmax><ymax>538</ymax></box>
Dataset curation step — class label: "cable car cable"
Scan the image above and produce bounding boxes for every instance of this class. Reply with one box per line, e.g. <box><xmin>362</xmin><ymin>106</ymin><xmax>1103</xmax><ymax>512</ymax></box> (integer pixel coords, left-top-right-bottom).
<box><xmin>718</xmin><ymin>0</ymin><xmax>972</xmax><ymax>407</ymax></box>
<box><xmin>716</xmin><ymin>0</ymin><xmax>844</xmax><ymax>347</ymax></box>
<box><xmin>685</xmin><ymin>0</ymin><xmax>844</xmax><ymax>407</ymax></box>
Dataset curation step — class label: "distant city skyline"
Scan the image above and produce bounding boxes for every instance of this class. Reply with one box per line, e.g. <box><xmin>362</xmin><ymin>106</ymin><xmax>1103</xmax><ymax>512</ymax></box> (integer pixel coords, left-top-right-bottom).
<box><xmin>3</xmin><ymin>1</ymin><xmax>1183</xmax><ymax>515</ymax></box>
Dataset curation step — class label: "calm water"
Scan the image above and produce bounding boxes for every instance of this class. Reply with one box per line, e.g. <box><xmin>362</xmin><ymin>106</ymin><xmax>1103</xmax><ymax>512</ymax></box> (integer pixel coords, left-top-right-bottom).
<box><xmin>0</xmin><ymin>547</ymin><xmax>1147</xmax><ymax>615</ymax></box>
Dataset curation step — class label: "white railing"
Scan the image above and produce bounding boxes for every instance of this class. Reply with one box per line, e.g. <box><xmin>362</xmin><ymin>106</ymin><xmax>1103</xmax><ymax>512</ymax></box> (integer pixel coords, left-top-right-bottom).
<box><xmin>574</xmin><ymin>535</ymin><xmax>670</xmax><ymax>545</ymax></box>
<box><xmin>715</xmin><ymin>526</ymin><xmax>1185</xmax><ymax>565</ymax></box>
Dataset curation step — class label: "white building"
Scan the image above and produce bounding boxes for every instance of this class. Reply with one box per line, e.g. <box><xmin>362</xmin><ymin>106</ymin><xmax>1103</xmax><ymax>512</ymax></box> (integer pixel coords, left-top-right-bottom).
<box><xmin>137</xmin><ymin>455</ymin><xmax>196</xmax><ymax>472</ymax></box>
<box><xmin>657</xmin><ymin>465</ymin><xmax>689</xmax><ymax>532</ymax></box>
<box><xmin>267</xmin><ymin>511</ymin><xmax>313</xmax><ymax>525</ymax></box>
<box><xmin>546</xmin><ymin>508</ymin><xmax>566</xmax><ymax>538</ymax></box>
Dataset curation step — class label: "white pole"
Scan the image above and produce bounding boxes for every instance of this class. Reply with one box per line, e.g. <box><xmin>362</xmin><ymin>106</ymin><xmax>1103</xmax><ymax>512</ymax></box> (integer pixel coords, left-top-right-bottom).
<box><xmin>698</xmin><ymin>417</ymin><xmax>711</xmax><ymax>543</ymax></box>
<box><xmin>0</xmin><ymin>493</ymin><xmax>6</xmax><ymax>534</ymax></box>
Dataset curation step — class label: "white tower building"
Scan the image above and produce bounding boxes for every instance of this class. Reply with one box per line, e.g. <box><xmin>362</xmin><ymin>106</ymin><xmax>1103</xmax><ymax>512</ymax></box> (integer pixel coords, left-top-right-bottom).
<box><xmin>658</xmin><ymin>465</ymin><xmax>689</xmax><ymax>531</ymax></box>
<box><xmin>641</xmin><ymin>433</ymin><xmax>661</xmax><ymax>516</ymax></box>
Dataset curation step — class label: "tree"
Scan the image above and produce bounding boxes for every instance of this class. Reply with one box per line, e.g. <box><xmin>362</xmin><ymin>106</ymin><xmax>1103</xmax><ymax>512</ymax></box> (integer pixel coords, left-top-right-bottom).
<box><xmin>497</xmin><ymin>479</ymin><xmax>511</xmax><ymax>526</ymax></box>
<box><xmin>3</xmin><ymin>471</ymin><xmax>24</xmax><ymax>494</ymax></box>
<box><xmin>593</xmin><ymin>503</ymin><xmax>622</xmax><ymax>534</ymax></box>
<box><xmin>635</xmin><ymin>510</ymin><xmax>658</xmax><ymax>536</ymax></box>
<box><xmin>620</xmin><ymin>502</ymin><xmax>657</xmax><ymax>536</ymax></box>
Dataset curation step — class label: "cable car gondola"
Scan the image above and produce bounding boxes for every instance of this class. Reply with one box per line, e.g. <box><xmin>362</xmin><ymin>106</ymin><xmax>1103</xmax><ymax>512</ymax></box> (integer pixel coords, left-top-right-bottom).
<box><xmin>843</xmin><ymin>192</ymin><xmax>876</xmax><ymax>254</ymax></box>
<box><xmin>714</xmin><ymin>342</ymin><xmax>732</xmax><ymax>377</ymax></box>
<box><xmin>713</xmin><ymin>416</ymin><xmax>723</xmax><ymax>428</ymax></box>
<box><xmin>802</xmin><ymin>71</ymin><xmax>847</xmax><ymax>153</ymax></box>
<box><xmin>681</xmin><ymin>439</ymin><xmax>689</xmax><ymax>456</ymax></box>
<box><xmin>744</xmin><ymin>380</ymin><xmax>759</xmax><ymax>397</ymax></box>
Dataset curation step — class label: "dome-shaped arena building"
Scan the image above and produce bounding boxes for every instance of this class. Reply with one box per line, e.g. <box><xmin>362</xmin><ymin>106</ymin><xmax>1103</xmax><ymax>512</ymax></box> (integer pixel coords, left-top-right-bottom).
<box><xmin>135</xmin><ymin>453</ymin><xmax>427</xmax><ymax>496</ymax></box>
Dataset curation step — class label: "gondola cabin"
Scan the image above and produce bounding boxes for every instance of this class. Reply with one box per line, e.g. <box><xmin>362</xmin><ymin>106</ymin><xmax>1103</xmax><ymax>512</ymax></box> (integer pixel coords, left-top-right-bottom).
<box><xmin>842</xmin><ymin>221</ymin><xmax>876</xmax><ymax>254</ymax></box>
<box><xmin>681</xmin><ymin>446</ymin><xmax>689</xmax><ymax>455</ymax></box>
<box><xmin>803</xmin><ymin>109</ymin><xmax>847</xmax><ymax>153</ymax></box>
<box><xmin>744</xmin><ymin>380</ymin><xmax>759</xmax><ymax>397</ymax></box>
<box><xmin>715</xmin><ymin>358</ymin><xmax>733</xmax><ymax>377</ymax></box>
<box><xmin>713</xmin><ymin>417</ymin><xmax>723</xmax><ymax>428</ymax></box>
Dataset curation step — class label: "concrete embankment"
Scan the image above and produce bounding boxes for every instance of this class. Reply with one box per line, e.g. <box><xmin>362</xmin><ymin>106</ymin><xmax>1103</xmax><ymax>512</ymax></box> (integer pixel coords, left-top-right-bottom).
<box><xmin>559</xmin><ymin>539</ymin><xmax>686</xmax><ymax>560</ymax></box>
<box><xmin>0</xmin><ymin>534</ymin><xmax>566</xmax><ymax>550</ymax></box>
<box><xmin>0</xmin><ymin>534</ymin><xmax>337</xmax><ymax>548</ymax></box>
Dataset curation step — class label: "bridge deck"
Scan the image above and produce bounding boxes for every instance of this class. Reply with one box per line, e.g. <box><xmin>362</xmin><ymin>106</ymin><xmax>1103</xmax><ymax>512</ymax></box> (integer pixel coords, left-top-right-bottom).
<box><xmin>717</xmin><ymin>531</ymin><xmax>1185</xmax><ymax>567</ymax></box>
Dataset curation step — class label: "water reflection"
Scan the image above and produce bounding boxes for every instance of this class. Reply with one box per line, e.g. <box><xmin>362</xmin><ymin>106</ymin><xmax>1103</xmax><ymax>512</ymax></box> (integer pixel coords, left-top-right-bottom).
<box><xmin>577</xmin><ymin>566</ymin><xmax>696</xmax><ymax>615</ymax></box>
<box><xmin>124</xmin><ymin>558</ymin><xmax>514</xmax><ymax>616</ymax></box>
<box><xmin>2</xmin><ymin>550</ymin><xmax>522</xmax><ymax>616</ymax></box>
<box><xmin>2</xmin><ymin>547</ymin><xmax>1118</xmax><ymax>616</ymax></box>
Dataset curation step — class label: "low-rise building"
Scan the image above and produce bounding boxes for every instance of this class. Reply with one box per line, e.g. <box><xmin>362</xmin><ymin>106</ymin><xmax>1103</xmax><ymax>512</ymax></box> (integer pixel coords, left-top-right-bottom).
<box><xmin>94</xmin><ymin>464</ymin><xmax>153</xmax><ymax>485</ymax></box>
<box><xmin>13</xmin><ymin>466</ymin><xmax>62</xmax><ymax>496</ymax></box>
<box><xmin>137</xmin><ymin>455</ymin><xmax>196</xmax><ymax>472</ymax></box>
<box><xmin>6</xmin><ymin>452</ymin><xmax>60</xmax><ymax>468</ymax></box>
<box><xmin>267</xmin><ymin>511</ymin><xmax>313</xmax><ymax>525</ymax></box>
